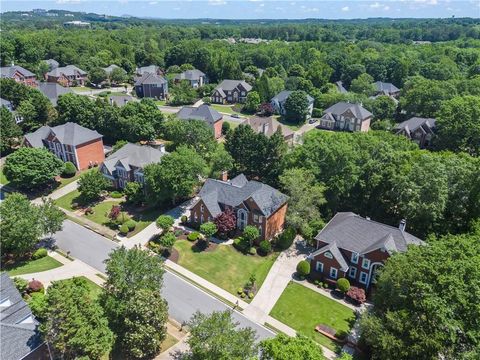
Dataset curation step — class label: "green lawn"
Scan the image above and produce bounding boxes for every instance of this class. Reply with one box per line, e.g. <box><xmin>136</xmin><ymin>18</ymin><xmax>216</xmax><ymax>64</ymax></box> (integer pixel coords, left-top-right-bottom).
<box><xmin>155</xmin><ymin>100</ymin><xmax>166</xmax><ymax>106</ymax></box>
<box><xmin>225</xmin><ymin>120</ymin><xmax>241</xmax><ymax>130</ymax></box>
<box><xmin>0</xmin><ymin>167</ymin><xmax>9</xmax><ymax>185</ymax></box>
<box><xmin>276</xmin><ymin>116</ymin><xmax>303</xmax><ymax>131</ymax></box>
<box><xmin>270</xmin><ymin>282</ymin><xmax>356</xmax><ymax>351</ymax></box>
<box><xmin>161</xmin><ymin>333</ymin><xmax>179</xmax><ymax>352</ymax></box>
<box><xmin>55</xmin><ymin>189</ymin><xmax>82</xmax><ymax>211</ymax></box>
<box><xmin>56</xmin><ymin>276</ymin><xmax>103</xmax><ymax>300</ymax></box>
<box><xmin>7</xmin><ymin>256</ymin><xmax>63</xmax><ymax>276</ymax></box>
<box><xmin>210</xmin><ymin>104</ymin><xmax>239</xmax><ymax>115</ymax></box>
<box><xmin>174</xmin><ymin>240</ymin><xmax>278</xmax><ymax>297</ymax></box>
<box><xmin>71</xmin><ymin>86</ymin><xmax>91</xmax><ymax>92</ymax></box>
<box><xmin>84</xmin><ymin>200</ymin><xmax>122</xmax><ymax>225</ymax></box>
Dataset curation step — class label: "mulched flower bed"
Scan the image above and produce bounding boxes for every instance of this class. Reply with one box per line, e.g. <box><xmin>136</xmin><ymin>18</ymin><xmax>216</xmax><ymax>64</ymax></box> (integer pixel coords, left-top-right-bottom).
<box><xmin>167</xmin><ymin>248</ymin><xmax>179</xmax><ymax>263</ymax></box>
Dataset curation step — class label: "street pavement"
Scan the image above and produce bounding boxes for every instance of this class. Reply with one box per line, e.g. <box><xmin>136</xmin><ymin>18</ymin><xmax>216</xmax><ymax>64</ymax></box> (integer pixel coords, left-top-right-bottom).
<box><xmin>53</xmin><ymin>220</ymin><xmax>275</xmax><ymax>341</ymax></box>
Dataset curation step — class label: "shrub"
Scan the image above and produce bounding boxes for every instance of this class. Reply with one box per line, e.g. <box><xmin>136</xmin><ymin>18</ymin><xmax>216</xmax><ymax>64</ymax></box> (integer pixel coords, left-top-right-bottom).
<box><xmin>13</xmin><ymin>277</ymin><xmax>28</xmax><ymax>295</ymax></box>
<box><xmin>125</xmin><ymin>220</ymin><xmax>136</xmax><ymax>231</ymax></box>
<box><xmin>200</xmin><ymin>222</ymin><xmax>217</xmax><ymax>240</ymax></box>
<box><xmin>243</xmin><ymin>225</ymin><xmax>260</xmax><ymax>247</ymax></box>
<box><xmin>258</xmin><ymin>240</ymin><xmax>272</xmax><ymax>256</ymax></box>
<box><xmin>296</xmin><ymin>260</ymin><xmax>310</xmax><ymax>278</ymax></box>
<box><xmin>28</xmin><ymin>279</ymin><xmax>44</xmax><ymax>293</ymax></box>
<box><xmin>116</xmin><ymin>212</ymin><xmax>129</xmax><ymax>224</ymax></box>
<box><xmin>346</xmin><ymin>286</ymin><xmax>366</xmax><ymax>304</ymax></box>
<box><xmin>156</xmin><ymin>215</ymin><xmax>174</xmax><ymax>231</ymax></box>
<box><xmin>248</xmin><ymin>292</ymin><xmax>254</xmax><ymax>299</ymax></box>
<box><xmin>108</xmin><ymin>204</ymin><xmax>121</xmax><ymax>220</ymax></box>
<box><xmin>119</xmin><ymin>224</ymin><xmax>129</xmax><ymax>235</ymax></box>
<box><xmin>124</xmin><ymin>181</ymin><xmax>144</xmax><ymax>205</ymax></box>
<box><xmin>237</xmin><ymin>287</ymin><xmax>244</xmax><ymax>294</ymax></box>
<box><xmin>32</xmin><ymin>248</ymin><xmax>48</xmax><ymax>260</ymax></box>
<box><xmin>323</xmin><ymin>282</ymin><xmax>328</xmax><ymax>289</ymax></box>
<box><xmin>110</xmin><ymin>191</ymin><xmax>123</xmax><ymax>198</ymax></box>
<box><xmin>312</xmin><ymin>107</ymin><xmax>323</xmax><ymax>118</ymax></box>
<box><xmin>214</xmin><ymin>208</ymin><xmax>236</xmax><ymax>236</ymax></box>
<box><xmin>84</xmin><ymin>207</ymin><xmax>93</xmax><ymax>215</ymax></box>
<box><xmin>187</xmin><ymin>232</ymin><xmax>200</xmax><ymax>242</ymax></box>
<box><xmin>27</xmin><ymin>291</ymin><xmax>47</xmax><ymax>321</ymax></box>
<box><xmin>276</xmin><ymin>227</ymin><xmax>296</xmax><ymax>250</ymax></box>
<box><xmin>61</xmin><ymin>162</ymin><xmax>77</xmax><ymax>178</ymax></box>
<box><xmin>337</xmin><ymin>278</ymin><xmax>351</xmax><ymax>293</ymax></box>
<box><xmin>222</xmin><ymin>121</ymin><xmax>231</xmax><ymax>135</ymax></box>
<box><xmin>159</xmin><ymin>232</ymin><xmax>176</xmax><ymax>251</ymax></box>
<box><xmin>174</xmin><ymin>229</ymin><xmax>183</xmax><ymax>237</ymax></box>
<box><xmin>249</xmin><ymin>247</ymin><xmax>257</xmax><ymax>255</ymax></box>
<box><xmin>181</xmin><ymin>215</ymin><xmax>188</xmax><ymax>224</ymax></box>
<box><xmin>240</xmin><ymin>292</ymin><xmax>246</xmax><ymax>298</ymax></box>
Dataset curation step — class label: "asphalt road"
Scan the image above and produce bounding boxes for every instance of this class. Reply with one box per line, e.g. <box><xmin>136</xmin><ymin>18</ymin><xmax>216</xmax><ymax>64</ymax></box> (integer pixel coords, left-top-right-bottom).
<box><xmin>54</xmin><ymin>220</ymin><xmax>274</xmax><ymax>341</ymax></box>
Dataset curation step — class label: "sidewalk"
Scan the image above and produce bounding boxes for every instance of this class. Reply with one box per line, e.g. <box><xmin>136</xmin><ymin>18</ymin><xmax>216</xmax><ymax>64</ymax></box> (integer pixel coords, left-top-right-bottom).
<box><xmin>243</xmin><ymin>238</ymin><xmax>308</xmax><ymax>323</ymax></box>
<box><xmin>31</xmin><ymin>179</ymin><xmax>79</xmax><ymax>205</ymax></box>
<box><xmin>16</xmin><ymin>251</ymin><xmax>104</xmax><ymax>287</ymax></box>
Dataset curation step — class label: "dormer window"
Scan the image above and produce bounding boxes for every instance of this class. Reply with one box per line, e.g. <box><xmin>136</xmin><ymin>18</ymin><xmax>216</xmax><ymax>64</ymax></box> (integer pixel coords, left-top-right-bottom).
<box><xmin>351</xmin><ymin>252</ymin><xmax>359</xmax><ymax>264</ymax></box>
<box><xmin>362</xmin><ymin>258</ymin><xmax>371</xmax><ymax>269</ymax></box>
<box><xmin>324</xmin><ymin>251</ymin><xmax>333</xmax><ymax>259</ymax></box>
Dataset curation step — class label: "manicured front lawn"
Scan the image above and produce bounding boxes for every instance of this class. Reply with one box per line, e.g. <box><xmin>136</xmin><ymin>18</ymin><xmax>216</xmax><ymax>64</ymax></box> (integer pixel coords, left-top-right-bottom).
<box><xmin>84</xmin><ymin>200</ymin><xmax>122</xmax><ymax>225</ymax></box>
<box><xmin>56</xmin><ymin>276</ymin><xmax>103</xmax><ymax>300</ymax></box>
<box><xmin>155</xmin><ymin>100</ymin><xmax>166</xmax><ymax>106</ymax></box>
<box><xmin>225</xmin><ymin>120</ymin><xmax>241</xmax><ymax>130</ymax></box>
<box><xmin>7</xmin><ymin>256</ymin><xmax>63</xmax><ymax>276</ymax></box>
<box><xmin>55</xmin><ymin>189</ymin><xmax>81</xmax><ymax>211</ymax></box>
<box><xmin>174</xmin><ymin>240</ymin><xmax>278</xmax><ymax>297</ymax></box>
<box><xmin>276</xmin><ymin>116</ymin><xmax>303</xmax><ymax>131</ymax></box>
<box><xmin>0</xmin><ymin>167</ymin><xmax>9</xmax><ymax>185</ymax></box>
<box><xmin>270</xmin><ymin>282</ymin><xmax>356</xmax><ymax>351</ymax></box>
<box><xmin>71</xmin><ymin>86</ymin><xmax>91</xmax><ymax>92</ymax></box>
<box><xmin>210</xmin><ymin>104</ymin><xmax>239</xmax><ymax>115</ymax></box>
<box><xmin>161</xmin><ymin>333</ymin><xmax>179</xmax><ymax>352</ymax></box>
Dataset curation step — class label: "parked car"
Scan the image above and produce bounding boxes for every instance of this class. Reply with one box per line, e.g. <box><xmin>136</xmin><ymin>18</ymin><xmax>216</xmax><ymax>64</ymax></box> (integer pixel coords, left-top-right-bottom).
<box><xmin>309</xmin><ymin>118</ymin><xmax>317</xmax><ymax>124</ymax></box>
<box><xmin>231</xmin><ymin>114</ymin><xmax>240</xmax><ymax>118</ymax></box>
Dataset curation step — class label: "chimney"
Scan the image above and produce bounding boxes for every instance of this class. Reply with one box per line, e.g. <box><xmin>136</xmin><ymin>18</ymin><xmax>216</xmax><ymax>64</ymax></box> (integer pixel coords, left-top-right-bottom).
<box><xmin>221</xmin><ymin>171</ymin><xmax>228</xmax><ymax>182</ymax></box>
<box><xmin>399</xmin><ymin>219</ymin><xmax>406</xmax><ymax>232</ymax></box>
<box><xmin>262</xmin><ymin>122</ymin><xmax>269</xmax><ymax>135</ymax></box>
<box><xmin>158</xmin><ymin>143</ymin><xmax>166</xmax><ymax>153</ymax></box>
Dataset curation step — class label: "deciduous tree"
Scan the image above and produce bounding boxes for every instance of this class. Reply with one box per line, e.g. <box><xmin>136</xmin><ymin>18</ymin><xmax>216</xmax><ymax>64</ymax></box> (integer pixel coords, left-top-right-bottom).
<box><xmin>78</xmin><ymin>170</ymin><xmax>109</xmax><ymax>203</ymax></box>
<box><xmin>260</xmin><ymin>334</ymin><xmax>325</xmax><ymax>360</ymax></box>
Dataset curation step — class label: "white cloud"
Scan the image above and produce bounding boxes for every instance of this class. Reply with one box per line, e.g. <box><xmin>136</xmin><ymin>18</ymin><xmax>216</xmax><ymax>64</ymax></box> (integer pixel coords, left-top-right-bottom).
<box><xmin>341</xmin><ymin>6</ymin><xmax>350</xmax><ymax>11</ymax></box>
<box><xmin>259</xmin><ymin>3</ymin><xmax>265</xmax><ymax>7</ymax></box>
<box><xmin>384</xmin><ymin>5</ymin><xmax>390</xmax><ymax>10</ymax></box>
<box><xmin>370</xmin><ymin>2</ymin><xmax>381</xmax><ymax>9</ymax></box>
<box><xmin>208</xmin><ymin>0</ymin><xmax>226</xmax><ymax>6</ymax></box>
<box><xmin>149</xmin><ymin>1</ymin><xmax>158</xmax><ymax>4</ymax></box>
<box><xmin>56</xmin><ymin>0</ymin><xmax>82</xmax><ymax>3</ymax></box>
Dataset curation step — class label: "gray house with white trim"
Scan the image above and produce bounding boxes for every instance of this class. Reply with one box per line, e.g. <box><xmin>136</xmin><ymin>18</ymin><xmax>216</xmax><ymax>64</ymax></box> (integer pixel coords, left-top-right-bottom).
<box><xmin>270</xmin><ymin>90</ymin><xmax>314</xmax><ymax>118</ymax></box>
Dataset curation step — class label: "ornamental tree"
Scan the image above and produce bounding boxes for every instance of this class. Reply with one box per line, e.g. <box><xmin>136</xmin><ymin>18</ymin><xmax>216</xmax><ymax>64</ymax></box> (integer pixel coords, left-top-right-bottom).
<box><xmin>260</xmin><ymin>334</ymin><xmax>325</xmax><ymax>360</ymax></box>
<box><xmin>346</xmin><ymin>287</ymin><xmax>366</xmax><ymax>304</ymax></box>
<box><xmin>200</xmin><ymin>222</ymin><xmax>218</xmax><ymax>241</ymax></box>
<box><xmin>3</xmin><ymin>147</ymin><xmax>64</xmax><ymax>190</ymax></box>
<box><xmin>243</xmin><ymin>225</ymin><xmax>260</xmax><ymax>247</ymax></box>
<box><xmin>214</xmin><ymin>208</ymin><xmax>237</xmax><ymax>236</ymax></box>
<box><xmin>159</xmin><ymin>232</ymin><xmax>176</xmax><ymax>254</ymax></box>
<box><xmin>243</xmin><ymin>91</ymin><xmax>261</xmax><ymax>113</ymax></box>
<box><xmin>38</xmin><ymin>198</ymin><xmax>65</xmax><ymax>238</ymax></box>
<box><xmin>336</xmin><ymin>278</ymin><xmax>350</xmax><ymax>293</ymax></box>
<box><xmin>284</xmin><ymin>90</ymin><xmax>310</xmax><ymax>124</ymax></box>
<box><xmin>156</xmin><ymin>215</ymin><xmax>175</xmax><ymax>232</ymax></box>
<box><xmin>78</xmin><ymin>170</ymin><xmax>109</xmax><ymax>203</ymax></box>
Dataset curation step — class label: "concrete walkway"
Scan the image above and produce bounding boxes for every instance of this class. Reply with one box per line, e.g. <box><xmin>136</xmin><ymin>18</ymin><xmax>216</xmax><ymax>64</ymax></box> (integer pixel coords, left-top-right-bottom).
<box><xmin>31</xmin><ymin>179</ymin><xmax>79</xmax><ymax>205</ymax></box>
<box><xmin>16</xmin><ymin>251</ymin><xmax>104</xmax><ymax>287</ymax></box>
<box><xmin>243</xmin><ymin>238</ymin><xmax>309</xmax><ymax>323</ymax></box>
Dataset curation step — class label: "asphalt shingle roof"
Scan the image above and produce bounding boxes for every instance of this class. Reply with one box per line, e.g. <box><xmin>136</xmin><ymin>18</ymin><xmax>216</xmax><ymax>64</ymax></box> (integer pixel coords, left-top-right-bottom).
<box><xmin>0</xmin><ymin>65</ymin><xmax>35</xmax><ymax>78</ymax></box>
<box><xmin>174</xmin><ymin>69</ymin><xmax>205</xmax><ymax>81</ymax></box>
<box><xmin>38</xmin><ymin>82</ymin><xmax>72</xmax><ymax>106</ymax></box>
<box><xmin>322</xmin><ymin>102</ymin><xmax>372</xmax><ymax>120</ymax></box>
<box><xmin>46</xmin><ymin>65</ymin><xmax>86</xmax><ymax>77</ymax></box>
<box><xmin>177</xmin><ymin>104</ymin><xmax>222</xmax><ymax>125</ymax></box>
<box><xmin>271</xmin><ymin>90</ymin><xmax>314</xmax><ymax>104</ymax></box>
<box><xmin>102</xmin><ymin>143</ymin><xmax>167</xmax><ymax>173</ymax></box>
<box><xmin>1</xmin><ymin>273</ymin><xmax>43</xmax><ymax>360</ymax></box>
<box><xmin>197</xmin><ymin>174</ymin><xmax>288</xmax><ymax>218</ymax></box>
<box><xmin>394</xmin><ymin>117</ymin><xmax>436</xmax><ymax>135</ymax></box>
<box><xmin>134</xmin><ymin>73</ymin><xmax>167</xmax><ymax>86</ymax></box>
<box><xmin>215</xmin><ymin>79</ymin><xmax>252</xmax><ymax>93</ymax></box>
<box><xmin>136</xmin><ymin>65</ymin><xmax>160</xmax><ymax>76</ymax></box>
<box><xmin>24</xmin><ymin>122</ymin><xmax>102</xmax><ymax>148</ymax></box>
<box><xmin>242</xmin><ymin>116</ymin><xmax>294</xmax><ymax>138</ymax></box>
<box><xmin>374</xmin><ymin>81</ymin><xmax>400</xmax><ymax>94</ymax></box>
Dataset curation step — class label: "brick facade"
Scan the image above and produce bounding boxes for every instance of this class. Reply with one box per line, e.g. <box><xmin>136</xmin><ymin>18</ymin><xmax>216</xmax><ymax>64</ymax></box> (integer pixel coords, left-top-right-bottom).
<box><xmin>75</xmin><ymin>138</ymin><xmax>105</xmax><ymax>170</ymax></box>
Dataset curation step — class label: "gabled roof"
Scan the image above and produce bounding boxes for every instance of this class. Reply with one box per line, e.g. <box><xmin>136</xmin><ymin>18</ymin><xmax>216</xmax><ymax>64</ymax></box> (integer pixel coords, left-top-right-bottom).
<box><xmin>215</xmin><ymin>79</ymin><xmax>252</xmax><ymax>93</ymax></box>
<box><xmin>271</xmin><ymin>90</ymin><xmax>314</xmax><ymax>104</ymax></box>
<box><xmin>46</xmin><ymin>65</ymin><xmax>87</xmax><ymax>77</ymax></box>
<box><xmin>311</xmin><ymin>243</ymin><xmax>349</xmax><ymax>271</ymax></box>
<box><xmin>1</xmin><ymin>273</ymin><xmax>43</xmax><ymax>360</ymax></box>
<box><xmin>24</xmin><ymin>122</ymin><xmax>102</xmax><ymax>148</ymax></box>
<box><xmin>322</xmin><ymin>102</ymin><xmax>372</xmax><ymax>121</ymax></box>
<box><xmin>394</xmin><ymin>117</ymin><xmax>436</xmax><ymax>135</ymax></box>
<box><xmin>174</xmin><ymin>69</ymin><xmax>206</xmax><ymax>81</ymax></box>
<box><xmin>107</xmin><ymin>94</ymin><xmax>137</xmax><ymax>107</ymax></box>
<box><xmin>314</xmin><ymin>212</ymin><xmax>424</xmax><ymax>255</ymax></box>
<box><xmin>242</xmin><ymin>116</ymin><xmax>294</xmax><ymax>139</ymax></box>
<box><xmin>103</xmin><ymin>64</ymin><xmax>119</xmax><ymax>74</ymax></box>
<box><xmin>335</xmin><ymin>81</ymin><xmax>348</xmax><ymax>94</ymax></box>
<box><xmin>102</xmin><ymin>143</ymin><xmax>167</xmax><ymax>173</ymax></box>
<box><xmin>134</xmin><ymin>73</ymin><xmax>167</xmax><ymax>86</ymax></box>
<box><xmin>0</xmin><ymin>65</ymin><xmax>35</xmax><ymax>78</ymax></box>
<box><xmin>45</xmin><ymin>59</ymin><xmax>59</xmax><ymax>69</ymax></box>
<box><xmin>374</xmin><ymin>81</ymin><xmax>400</xmax><ymax>94</ymax></box>
<box><xmin>197</xmin><ymin>174</ymin><xmax>288</xmax><ymax>218</ymax></box>
<box><xmin>38</xmin><ymin>82</ymin><xmax>72</xmax><ymax>106</ymax></box>
<box><xmin>136</xmin><ymin>65</ymin><xmax>160</xmax><ymax>76</ymax></box>
<box><xmin>177</xmin><ymin>104</ymin><xmax>222</xmax><ymax>125</ymax></box>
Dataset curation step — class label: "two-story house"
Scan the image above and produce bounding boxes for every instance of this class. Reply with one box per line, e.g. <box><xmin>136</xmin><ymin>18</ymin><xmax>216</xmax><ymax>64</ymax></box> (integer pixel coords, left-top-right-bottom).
<box><xmin>38</xmin><ymin>82</ymin><xmax>72</xmax><ymax>107</ymax></box>
<box><xmin>373</xmin><ymin>81</ymin><xmax>400</xmax><ymax>98</ymax></box>
<box><xmin>45</xmin><ymin>65</ymin><xmax>87</xmax><ymax>87</ymax></box>
<box><xmin>242</xmin><ymin>116</ymin><xmax>295</xmax><ymax>144</ymax></box>
<box><xmin>309</xmin><ymin>212</ymin><xmax>424</xmax><ymax>290</ymax></box>
<box><xmin>24</xmin><ymin>122</ymin><xmax>105</xmax><ymax>170</ymax></box>
<box><xmin>270</xmin><ymin>90</ymin><xmax>314</xmax><ymax>119</ymax></box>
<box><xmin>211</xmin><ymin>80</ymin><xmax>252</xmax><ymax>104</ymax></box>
<box><xmin>134</xmin><ymin>73</ymin><xmax>168</xmax><ymax>100</ymax></box>
<box><xmin>100</xmin><ymin>143</ymin><xmax>167</xmax><ymax>189</ymax></box>
<box><xmin>318</xmin><ymin>102</ymin><xmax>372</xmax><ymax>132</ymax></box>
<box><xmin>174</xmin><ymin>69</ymin><xmax>207</xmax><ymax>88</ymax></box>
<box><xmin>394</xmin><ymin>117</ymin><xmax>436</xmax><ymax>148</ymax></box>
<box><xmin>177</xmin><ymin>104</ymin><xmax>223</xmax><ymax>139</ymax></box>
<box><xmin>0</xmin><ymin>64</ymin><xmax>37</xmax><ymax>87</ymax></box>
<box><xmin>135</xmin><ymin>65</ymin><xmax>163</xmax><ymax>77</ymax></box>
<box><xmin>190</xmin><ymin>173</ymin><xmax>288</xmax><ymax>241</ymax></box>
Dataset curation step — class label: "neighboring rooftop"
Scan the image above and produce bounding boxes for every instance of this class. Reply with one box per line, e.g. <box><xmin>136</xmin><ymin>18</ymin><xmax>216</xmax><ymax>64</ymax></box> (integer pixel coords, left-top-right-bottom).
<box><xmin>335</xmin><ymin>81</ymin><xmax>348</xmax><ymax>94</ymax></box>
<box><xmin>46</xmin><ymin>65</ymin><xmax>86</xmax><ymax>77</ymax></box>
<box><xmin>177</xmin><ymin>104</ymin><xmax>222</xmax><ymax>126</ymax></box>
<box><xmin>271</xmin><ymin>90</ymin><xmax>314</xmax><ymax>103</ymax></box>
<box><xmin>44</xmin><ymin>59</ymin><xmax>59</xmax><ymax>70</ymax></box>
<box><xmin>134</xmin><ymin>72</ymin><xmax>167</xmax><ymax>86</ymax></box>
<box><xmin>103</xmin><ymin>64</ymin><xmax>120</xmax><ymax>74</ymax></box>
<box><xmin>394</xmin><ymin>117</ymin><xmax>436</xmax><ymax>134</ymax></box>
<box><xmin>0</xmin><ymin>273</ymin><xmax>43</xmax><ymax>360</ymax></box>
<box><xmin>314</xmin><ymin>212</ymin><xmax>424</xmax><ymax>255</ymax></box>
<box><xmin>322</xmin><ymin>102</ymin><xmax>372</xmax><ymax>120</ymax></box>
<box><xmin>215</xmin><ymin>79</ymin><xmax>252</xmax><ymax>92</ymax></box>
<box><xmin>242</xmin><ymin>116</ymin><xmax>294</xmax><ymax>139</ymax></box>
<box><xmin>197</xmin><ymin>174</ymin><xmax>288</xmax><ymax>218</ymax></box>
<box><xmin>25</xmin><ymin>122</ymin><xmax>102</xmax><ymax>148</ymax></box>
<box><xmin>0</xmin><ymin>65</ymin><xmax>35</xmax><ymax>78</ymax></box>
<box><xmin>107</xmin><ymin>94</ymin><xmax>137</xmax><ymax>107</ymax></box>
<box><xmin>136</xmin><ymin>65</ymin><xmax>161</xmax><ymax>76</ymax></box>
<box><xmin>38</xmin><ymin>82</ymin><xmax>72</xmax><ymax>106</ymax></box>
<box><xmin>373</xmin><ymin>81</ymin><xmax>400</xmax><ymax>94</ymax></box>
<box><xmin>102</xmin><ymin>143</ymin><xmax>167</xmax><ymax>173</ymax></box>
<box><xmin>174</xmin><ymin>69</ymin><xmax>206</xmax><ymax>81</ymax></box>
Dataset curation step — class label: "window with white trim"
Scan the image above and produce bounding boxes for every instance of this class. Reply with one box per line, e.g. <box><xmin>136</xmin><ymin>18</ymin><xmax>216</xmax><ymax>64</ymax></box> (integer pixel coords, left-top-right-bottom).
<box><xmin>258</xmin><ymin>226</ymin><xmax>262</xmax><ymax>236</ymax></box>
<box><xmin>316</xmin><ymin>261</ymin><xmax>324</xmax><ymax>272</ymax></box>
<box><xmin>324</xmin><ymin>251</ymin><xmax>333</xmax><ymax>259</ymax></box>
<box><xmin>351</xmin><ymin>252</ymin><xmax>359</xmax><ymax>264</ymax></box>
<box><xmin>329</xmin><ymin>267</ymin><xmax>338</xmax><ymax>279</ymax></box>
<box><xmin>362</xmin><ymin>258</ymin><xmax>371</xmax><ymax>270</ymax></box>
<box><xmin>359</xmin><ymin>271</ymin><xmax>368</xmax><ymax>284</ymax></box>
<box><xmin>349</xmin><ymin>267</ymin><xmax>357</xmax><ymax>279</ymax></box>
<box><xmin>254</xmin><ymin>214</ymin><xmax>259</xmax><ymax>223</ymax></box>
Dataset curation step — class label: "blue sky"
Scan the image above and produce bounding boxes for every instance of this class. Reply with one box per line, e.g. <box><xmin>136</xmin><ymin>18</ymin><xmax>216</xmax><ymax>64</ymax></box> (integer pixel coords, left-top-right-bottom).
<box><xmin>2</xmin><ymin>1</ymin><xmax>480</xmax><ymax>19</ymax></box>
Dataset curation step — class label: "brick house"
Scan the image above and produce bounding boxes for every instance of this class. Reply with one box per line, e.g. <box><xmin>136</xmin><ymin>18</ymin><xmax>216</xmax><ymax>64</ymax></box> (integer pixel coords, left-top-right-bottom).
<box><xmin>100</xmin><ymin>143</ymin><xmax>167</xmax><ymax>189</ymax></box>
<box><xmin>190</xmin><ymin>174</ymin><xmax>288</xmax><ymax>241</ymax></box>
<box><xmin>318</xmin><ymin>102</ymin><xmax>372</xmax><ymax>132</ymax></box>
<box><xmin>309</xmin><ymin>212</ymin><xmax>424</xmax><ymax>290</ymax></box>
<box><xmin>373</xmin><ymin>81</ymin><xmax>400</xmax><ymax>98</ymax></box>
<box><xmin>24</xmin><ymin>122</ymin><xmax>105</xmax><ymax>170</ymax></box>
<box><xmin>394</xmin><ymin>117</ymin><xmax>436</xmax><ymax>148</ymax></box>
<box><xmin>0</xmin><ymin>64</ymin><xmax>37</xmax><ymax>87</ymax></box>
<box><xmin>211</xmin><ymin>80</ymin><xmax>252</xmax><ymax>104</ymax></box>
<box><xmin>177</xmin><ymin>104</ymin><xmax>223</xmax><ymax>139</ymax></box>
<box><xmin>45</xmin><ymin>65</ymin><xmax>87</xmax><ymax>87</ymax></box>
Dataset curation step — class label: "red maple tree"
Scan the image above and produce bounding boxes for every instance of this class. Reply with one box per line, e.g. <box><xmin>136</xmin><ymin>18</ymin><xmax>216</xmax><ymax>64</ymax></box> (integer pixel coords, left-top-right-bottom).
<box><xmin>214</xmin><ymin>208</ymin><xmax>237</xmax><ymax>236</ymax></box>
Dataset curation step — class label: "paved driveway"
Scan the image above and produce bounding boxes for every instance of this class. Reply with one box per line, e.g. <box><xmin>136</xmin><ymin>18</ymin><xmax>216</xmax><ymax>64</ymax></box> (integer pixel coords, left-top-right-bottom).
<box><xmin>53</xmin><ymin>220</ymin><xmax>274</xmax><ymax>341</ymax></box>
